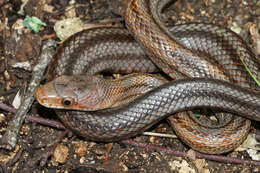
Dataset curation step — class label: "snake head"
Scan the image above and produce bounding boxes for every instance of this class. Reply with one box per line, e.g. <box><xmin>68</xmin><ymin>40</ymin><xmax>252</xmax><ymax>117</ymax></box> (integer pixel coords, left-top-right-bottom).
<box><xmin>35</xmin><ymin>75</ymin><xmax>105</xmax><ymax>111</ymax></box>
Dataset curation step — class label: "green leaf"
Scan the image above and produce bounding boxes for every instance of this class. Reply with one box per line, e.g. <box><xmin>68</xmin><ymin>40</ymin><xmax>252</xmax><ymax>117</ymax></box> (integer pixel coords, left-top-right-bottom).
<box><xmin>23</xmin><ymin>16</ymin><xmax>46</xmax><ymax>33</ymax></box>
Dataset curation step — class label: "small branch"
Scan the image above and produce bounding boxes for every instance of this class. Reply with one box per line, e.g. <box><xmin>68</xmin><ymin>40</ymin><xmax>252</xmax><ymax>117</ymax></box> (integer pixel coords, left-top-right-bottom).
<box><xmin>142</xmin><ymin>132</ymin><xmax>177</xmax><ymax>138</ymax></box>
<box><xmin>0</xmin><ymin>40</ymin><xmax>56</xmax><ymax>150</ymax></box>
<box><xmin>26</xmin><ymin>116</ymin><xmax>65</xmax><ymax>130</ymax></box>
<box><xmin>0</xmin><ymin>103</ymin><xmax>16</xmax><ymax>113</ymax></box>
<box><xmin>121</xmin><ymin>140</ymin><xmax>260</xmax><ymax>166</ymax></box>
<box><xmin>0</xmin><ymin>103</ymin><xmax>66</xmax><ymax>130</ymax></box>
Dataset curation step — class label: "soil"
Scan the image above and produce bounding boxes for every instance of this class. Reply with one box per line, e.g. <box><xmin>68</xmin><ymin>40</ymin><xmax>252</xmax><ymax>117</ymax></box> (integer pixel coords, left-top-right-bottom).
<box><xmin>0</xmin><ymin>0</ymin><xmax>259</xmax><ymax>172</ymax></box>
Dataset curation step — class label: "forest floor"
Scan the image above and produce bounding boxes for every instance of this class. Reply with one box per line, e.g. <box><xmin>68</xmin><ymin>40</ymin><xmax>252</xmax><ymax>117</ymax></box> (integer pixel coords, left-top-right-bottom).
<box><xmin>0</xmin><ymin>0</ymin><xmax>259</xmax><ymax>172</ymax></box>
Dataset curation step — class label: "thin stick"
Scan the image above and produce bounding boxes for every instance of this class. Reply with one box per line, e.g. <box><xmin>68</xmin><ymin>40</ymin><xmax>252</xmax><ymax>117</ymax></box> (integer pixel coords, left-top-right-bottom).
<box><xmin>121</xmin><ymin>140</ymin><xmax>260</xmax><ymax>166</ymax></box>
<box><xmin>26</xmin><ymin>116</ymin><xmax>65</xmax><ymax>130</ymax></box>
<box><xmin>0</xmin><ymin>40</ymin><xmax>56</xmax><ymax>150</ymax></box>
<box><xmin>142</xmin><ymin>132</ymin><xmax>177</xmax><ymax>138</ymax></box>
<box><xmin>0</xmin><ymin>103</ymin><xmax>66</xmax><ymax>130</ymax></box>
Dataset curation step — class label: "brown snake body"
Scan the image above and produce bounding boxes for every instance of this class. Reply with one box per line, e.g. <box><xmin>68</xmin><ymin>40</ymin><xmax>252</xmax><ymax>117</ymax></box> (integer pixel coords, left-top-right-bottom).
<box><xmin>36</xmin><ymin>0</ymin><xmax>260</xmax><ymax>154</ymax></box>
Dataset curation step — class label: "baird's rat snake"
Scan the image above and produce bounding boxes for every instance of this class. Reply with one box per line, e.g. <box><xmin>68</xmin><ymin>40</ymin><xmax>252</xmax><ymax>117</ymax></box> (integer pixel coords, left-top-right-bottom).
<box><xmin>36</xmin><ymin>0</ymin><xmax>260</xmax><ymax>154</ymax></box>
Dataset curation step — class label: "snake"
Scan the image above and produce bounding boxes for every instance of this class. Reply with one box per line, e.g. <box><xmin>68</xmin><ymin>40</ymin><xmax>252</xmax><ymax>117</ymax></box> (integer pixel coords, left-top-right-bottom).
<box><xmin>35</xmin><ymin>0</ymin><xmax>260</xmax><ymax>154</ymax></box>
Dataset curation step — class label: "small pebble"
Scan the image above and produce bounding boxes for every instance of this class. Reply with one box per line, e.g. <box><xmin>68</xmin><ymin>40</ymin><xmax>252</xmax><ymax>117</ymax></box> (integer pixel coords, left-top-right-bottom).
<box><xmin>51</xmin><ymin>144</ymin><xmax>69</xmax><ymax>164</ymax></box>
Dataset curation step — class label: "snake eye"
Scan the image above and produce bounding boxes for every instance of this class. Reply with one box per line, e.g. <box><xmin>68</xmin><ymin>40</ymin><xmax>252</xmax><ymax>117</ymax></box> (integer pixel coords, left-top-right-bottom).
<box><xmin>62</xmin><ymin>98</ymin><xmax>74</xmax><ymax>106</ymax></box>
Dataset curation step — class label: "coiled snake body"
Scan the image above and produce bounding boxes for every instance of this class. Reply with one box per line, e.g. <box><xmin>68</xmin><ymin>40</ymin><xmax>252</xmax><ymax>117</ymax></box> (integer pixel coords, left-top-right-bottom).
<box><xmin>36</xmin><ymin>0</ymin><xmax>260</xmax><ymax>154</ymax></box>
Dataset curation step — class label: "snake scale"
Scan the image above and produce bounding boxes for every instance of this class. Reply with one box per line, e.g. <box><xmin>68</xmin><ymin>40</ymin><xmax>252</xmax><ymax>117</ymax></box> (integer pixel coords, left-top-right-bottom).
<box><xmin>36</xmin><ymin>0</ymin><xmax>260</xmax><ymax>154</ymax></box>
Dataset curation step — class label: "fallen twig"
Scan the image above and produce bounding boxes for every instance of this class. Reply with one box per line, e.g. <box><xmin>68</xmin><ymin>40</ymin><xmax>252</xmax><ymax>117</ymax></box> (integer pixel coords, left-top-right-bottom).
<box><xmin>0</xmin><ymin>103</ymin><xmax>66</xmax><ymax>130</ymax></box>
<box><xmin>0</xmin><ymin>40</ymin><xmax>56</xmax><ymax>150</ymax></box>
<box><xmin>121</xmin><ymin>140</ymin><xmax>260</xmax><ymax>166</ymax></box>
<box><xmin>26</xmin><ymin>116</ymin><xmax>65</xmax><ymax>130</ymax></box>
<box><xmin>142</xmin><ymin>132</ymin><xmax>177</xmax><ymax>138</ymax></box>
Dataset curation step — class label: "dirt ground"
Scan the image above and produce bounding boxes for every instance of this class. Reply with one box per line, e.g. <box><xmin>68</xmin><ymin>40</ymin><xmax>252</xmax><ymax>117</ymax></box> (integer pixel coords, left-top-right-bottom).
<box><xmin>0</xmin><ymin>0</ymin><xmax>260</xmax><ymax>172</ymax></box>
